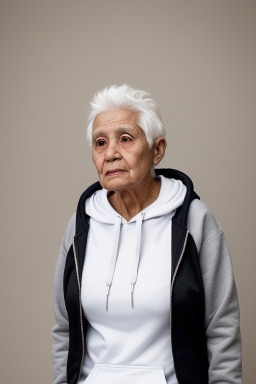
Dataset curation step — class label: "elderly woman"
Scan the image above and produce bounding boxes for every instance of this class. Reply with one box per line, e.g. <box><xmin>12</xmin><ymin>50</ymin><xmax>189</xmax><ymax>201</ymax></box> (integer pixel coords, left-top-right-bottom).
<box><xmin>52</xmin><ymin>85</ymin><xmax>242</xmax><ymax>384</ymax></box>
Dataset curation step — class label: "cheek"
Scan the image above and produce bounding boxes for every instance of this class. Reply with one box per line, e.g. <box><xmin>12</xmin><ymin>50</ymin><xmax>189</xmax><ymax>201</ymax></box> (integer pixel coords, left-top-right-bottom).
<box><xmin>137</xmin><ymin>145</ymin><xmax>153</xmax><ymax>163</ymax></box>
<box><xmin>92</xmin><ymin>155</ymin><xmax>103</xmax><ymax>175</ymax></box>
<box><xmin>129</xmin><ymin>149</ymin><xmax>152</xmax><ymax>174</ymax></box>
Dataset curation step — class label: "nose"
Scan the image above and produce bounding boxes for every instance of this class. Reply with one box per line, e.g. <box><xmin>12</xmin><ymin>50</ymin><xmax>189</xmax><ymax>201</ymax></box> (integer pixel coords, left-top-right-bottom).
<box><xmin>105</xmin><ymin>140</ymin><xmax>122</xmax><ymax>162</ymax></box>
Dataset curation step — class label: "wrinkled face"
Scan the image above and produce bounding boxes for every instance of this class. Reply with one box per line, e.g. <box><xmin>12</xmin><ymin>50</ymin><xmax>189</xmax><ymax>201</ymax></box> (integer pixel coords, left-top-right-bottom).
<box><xmin>92</xmin><ymin>109</ymin><xmax>155</xmax><ymax>191</ymax></box>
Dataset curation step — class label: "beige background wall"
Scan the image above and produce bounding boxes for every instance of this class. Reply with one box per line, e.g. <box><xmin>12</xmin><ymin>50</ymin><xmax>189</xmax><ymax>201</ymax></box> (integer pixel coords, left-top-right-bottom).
<box><xmin>1</xmin><ymin>1</ymin><xmax>255</xmax><ymax>383</ymax></box>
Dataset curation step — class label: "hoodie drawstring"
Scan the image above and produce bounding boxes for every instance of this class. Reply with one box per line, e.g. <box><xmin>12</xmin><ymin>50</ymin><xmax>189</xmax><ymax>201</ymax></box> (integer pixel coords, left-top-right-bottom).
<box><xmin>105</xmin><ymin>215</ymin><xmax>122</xmax><ymax>311</ymax></box>
<box><xmin>130</xmin><ymin>212</ymin><xmax>144</xmax><ymax>309</ymax></box>
<box><xmin>105</xmin><ymin>212</ymin><xmax>145</xmax><ymax>311</ymax></box>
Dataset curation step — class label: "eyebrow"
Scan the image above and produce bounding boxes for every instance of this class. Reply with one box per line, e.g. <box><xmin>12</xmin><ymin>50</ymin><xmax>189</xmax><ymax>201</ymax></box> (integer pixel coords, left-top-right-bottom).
<box><xmin>92</xmin><ymin>126</ymin><xmax>134</xmax><ymax>141</ymax></box>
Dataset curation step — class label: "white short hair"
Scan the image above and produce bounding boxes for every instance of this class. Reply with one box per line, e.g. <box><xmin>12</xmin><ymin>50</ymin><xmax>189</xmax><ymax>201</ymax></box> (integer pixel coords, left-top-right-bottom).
<box><xmin>86</xmin><ymin>84</ymin><xmax>165</xmax><ymax>150</ymax></box>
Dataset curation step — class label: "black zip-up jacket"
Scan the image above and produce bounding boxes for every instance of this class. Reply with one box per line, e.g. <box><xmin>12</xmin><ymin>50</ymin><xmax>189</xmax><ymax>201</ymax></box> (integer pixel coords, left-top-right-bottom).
<box><xmin>53</xmin><ymin>168</ymin><xmax>242</xmax><ymax>384</ymax></box>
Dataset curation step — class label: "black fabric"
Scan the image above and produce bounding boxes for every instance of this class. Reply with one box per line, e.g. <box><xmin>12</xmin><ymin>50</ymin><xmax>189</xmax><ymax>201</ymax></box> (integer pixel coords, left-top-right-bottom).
<box><xmin>75</xmin><ymin>227</ymin><xmax>90</xmax><ymax>285</ymax></box>
<box><xmin>75</xmin><ymin>181</ymin><xmax>102</xmax><ymax>233</ymax></box>
<box><xmin>63</xmin><ymin>246</ymin><xmax>84</xmax><ymax>384</ymax></box>
<box><xmin>171</xmin><ymin>229</ymin><xmax>208</xmax><ymax>383</ymax></box>
<box><xmin>171</xmin><ymin>220</ymin><xmax>187</xmax><ymax>280</ymax></box>
<box><xmin>63</xmin><ymin>168</ymin><xmax>209</xmax><ymax>384</ymax></box>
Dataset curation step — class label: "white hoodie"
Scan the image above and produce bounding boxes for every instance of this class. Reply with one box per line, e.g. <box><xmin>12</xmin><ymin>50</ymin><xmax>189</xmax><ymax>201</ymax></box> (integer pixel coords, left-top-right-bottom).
<box><xmin>77</xmin><ymin>175</ymin><xmax>187</xmax><ymax>384</ymax></box>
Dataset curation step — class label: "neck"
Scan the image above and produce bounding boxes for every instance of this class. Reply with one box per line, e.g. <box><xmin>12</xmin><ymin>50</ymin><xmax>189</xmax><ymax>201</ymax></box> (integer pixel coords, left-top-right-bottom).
<box><xmin>108</xmin><ymin>174</ymin><xmax>161</xmax><ymax>222</ymax></box>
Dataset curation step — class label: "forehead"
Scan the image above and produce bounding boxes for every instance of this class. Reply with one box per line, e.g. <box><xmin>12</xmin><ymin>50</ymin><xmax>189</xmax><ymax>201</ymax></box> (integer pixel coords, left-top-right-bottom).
<box><xmin>92</xmin><ymin>109</ymin><xmax>138</xmax><ymax>130</ymax></box>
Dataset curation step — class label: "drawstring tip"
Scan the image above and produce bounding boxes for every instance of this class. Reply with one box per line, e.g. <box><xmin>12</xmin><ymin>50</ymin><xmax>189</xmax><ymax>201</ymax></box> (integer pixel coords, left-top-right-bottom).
<box><xmin>106</xmin><ymin>285</ymin><xmax>110</xmax><ymax>312</ymax></box>
<box><xmin>131</xmin><ymin>284</ymin><xmax>135</xmax><ymax>309</ymax></box>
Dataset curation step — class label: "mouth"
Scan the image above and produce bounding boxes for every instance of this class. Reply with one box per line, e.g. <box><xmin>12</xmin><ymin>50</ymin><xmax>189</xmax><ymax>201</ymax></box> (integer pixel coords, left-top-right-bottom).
<box><xmin>106</xmin><ymin>169</ymin><xmax>127</xmax><ymax>176</ymax></box>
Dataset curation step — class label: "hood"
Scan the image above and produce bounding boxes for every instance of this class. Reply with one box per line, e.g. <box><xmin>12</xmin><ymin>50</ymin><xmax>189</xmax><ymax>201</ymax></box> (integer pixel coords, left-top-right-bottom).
<box><xmin>85</xmin><ymin>174</ymin><xmax>187</xmax><ymax>310</ymax></box>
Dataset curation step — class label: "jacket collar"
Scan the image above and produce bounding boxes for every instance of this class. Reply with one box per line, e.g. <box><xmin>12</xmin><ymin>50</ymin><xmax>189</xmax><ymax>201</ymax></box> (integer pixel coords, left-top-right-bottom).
<box><xmin>75</xmin><ymin>168</ymin><xmax>199</xmax><ymax>234</ymax></box>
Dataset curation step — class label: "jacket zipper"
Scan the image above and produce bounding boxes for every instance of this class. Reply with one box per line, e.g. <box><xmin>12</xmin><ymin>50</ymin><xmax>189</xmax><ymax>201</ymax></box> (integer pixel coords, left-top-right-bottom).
<box><xmin>72</xmin><ymin>237</ymin><xmax>85</xmax><ymax>384</ymax></box>
<box><xmin>170</xmin><ymin>229</ymin><xmax>189</xmax><ymax>384</ymax></box>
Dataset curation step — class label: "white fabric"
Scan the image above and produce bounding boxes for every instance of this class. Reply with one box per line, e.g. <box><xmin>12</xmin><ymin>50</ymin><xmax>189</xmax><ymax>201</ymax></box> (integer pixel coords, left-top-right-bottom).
<box><xmin>78</xmin><ymin>175</ymin><xmax>187</xmax><ymax>384</ymax></box>
<box><xmin>83</xmin><ymin>364</ymin><xmax>167</xmax><ymax>384</ymax></box>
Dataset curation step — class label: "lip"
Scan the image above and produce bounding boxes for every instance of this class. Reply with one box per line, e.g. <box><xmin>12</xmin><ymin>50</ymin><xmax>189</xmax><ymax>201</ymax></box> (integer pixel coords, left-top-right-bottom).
<box><xmin>106</xmin><ymin>169</ymin><xmax>127</xmax><ymax>176</ymax></box>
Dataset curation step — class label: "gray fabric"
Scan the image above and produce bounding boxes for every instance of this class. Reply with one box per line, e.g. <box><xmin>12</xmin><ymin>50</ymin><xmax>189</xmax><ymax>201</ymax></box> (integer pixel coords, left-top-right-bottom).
<box><xmin>52</xmin><ymin>200</ymin><xmax>242</xmax><ymax>384</ymax></box>
<box><xmin>187</xmin><ymin>199</ymin><xmax>242</xmax><ymax>383</ymax></box>
<box><xmin>52</xmin><ymin>211</ymin><xmax>76</xmax><ymax>384</ymax></box>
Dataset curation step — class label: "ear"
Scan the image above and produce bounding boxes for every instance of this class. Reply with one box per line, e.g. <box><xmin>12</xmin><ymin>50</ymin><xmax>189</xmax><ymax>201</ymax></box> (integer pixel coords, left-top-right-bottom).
<box><xmin>152</xmin><ymin>137</ymin><xmax>167</xmax><ymax>166</ymax></box>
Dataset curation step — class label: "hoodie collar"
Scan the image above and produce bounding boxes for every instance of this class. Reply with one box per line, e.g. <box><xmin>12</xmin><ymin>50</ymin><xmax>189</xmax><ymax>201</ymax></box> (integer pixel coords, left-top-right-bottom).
<box><xmin>75</xmin><ymin>168</ymin><xmax>198</xmax><ymax>234</ymax></box>
<box><xmin>85</xmin><ymin>175</ymin><xmax>187</xmax><ymax>225</ymax></box>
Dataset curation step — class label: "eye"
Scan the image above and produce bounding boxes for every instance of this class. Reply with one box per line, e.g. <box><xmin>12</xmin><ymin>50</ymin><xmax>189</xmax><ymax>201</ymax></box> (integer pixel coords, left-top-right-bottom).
<box><xmin>121</xmin><ymin>136</ymin><xmax>132</xmax><ymax>143</ymax></box>
<box><xmin>96</xmin><ymin>139</ymin><xmax>106</xmax><ymax>147</ymax></box>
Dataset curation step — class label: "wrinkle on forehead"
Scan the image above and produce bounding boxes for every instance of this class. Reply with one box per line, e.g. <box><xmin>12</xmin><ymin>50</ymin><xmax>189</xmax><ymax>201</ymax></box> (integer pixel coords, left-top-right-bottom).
<box><xmin>93</xmin><ymin>109</ymin><xmax>138</xmax><ymax>129</ymax></box>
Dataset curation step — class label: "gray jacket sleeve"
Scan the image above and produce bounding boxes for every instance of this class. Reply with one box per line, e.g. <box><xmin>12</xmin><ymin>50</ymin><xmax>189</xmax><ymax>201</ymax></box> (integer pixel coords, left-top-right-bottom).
<box><xmin>52</xmin><ymin>212</ymin><xmax>76</xmax><ymax>384</ymax></box>
<box><xmin>187</xmin><ymin>199</ymin><xmax>242</xmax><ymax>384</ymax></box>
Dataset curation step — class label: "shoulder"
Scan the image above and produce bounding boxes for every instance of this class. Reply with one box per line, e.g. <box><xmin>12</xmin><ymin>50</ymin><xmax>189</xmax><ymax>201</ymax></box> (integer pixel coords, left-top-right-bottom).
<box><xmin>187</xmin><ymin>199</ymin><xmax>222</xmax><ymax>253</ymax></box>
<box><xmin>62</xmin><ymin>211</ymin><xmax>76</xmax><ymax>253</ymax></box>
<box><xmin>54</xmin><ymin>211</ymin><xmax>76</xmax><ymax>288</ymax></box>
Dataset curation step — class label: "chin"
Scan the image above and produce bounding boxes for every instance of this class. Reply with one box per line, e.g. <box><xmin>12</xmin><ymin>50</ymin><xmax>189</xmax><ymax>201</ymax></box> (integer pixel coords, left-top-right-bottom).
<box><xmin>102</xmin><ymin>178</ymin><xmax>133</xmax><ymax>192</ymax></box>
<box><xmin>104</xmin><ymin>183</ymin><xmax>128</xmax><ymax>192</ymax></box>
<box><xmin>99</xmin><ymin>176</ymin><xmax>130</xmax><ymax>191</ymax></box>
